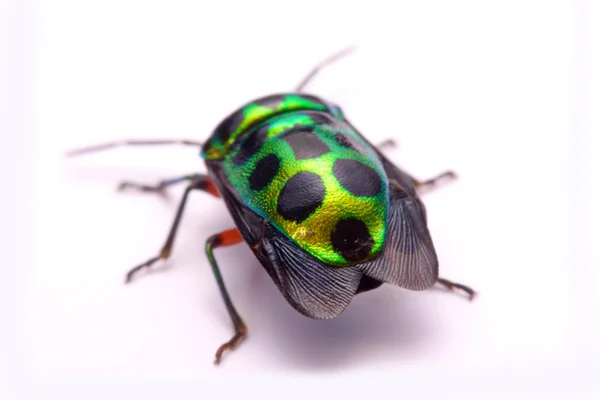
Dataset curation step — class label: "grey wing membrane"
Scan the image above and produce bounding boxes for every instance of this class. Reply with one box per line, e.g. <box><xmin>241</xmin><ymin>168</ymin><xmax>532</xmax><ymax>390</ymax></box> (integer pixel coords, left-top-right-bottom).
<box><xmin>338</xmin><ymin>120</ymin><xmax>439</xmax><ymax>289</ymax></box>
<box><xmin>261</xmin><ymin>225</ymin><xmax>363</xmax><ymax>319</ymax></box>
<box><xmin>205</xmin><ymin>161</ymin><xmax>363</xmax><ymax>320</ymax></box>
<box><xmin>358</xmin><ymin>181</ymin><xmax>439</xmax><ymax>291</ymax></box>
<box><xmin>342</xmin><ymin>118</ymin><xmax>420</xmax><ymax>197</ymax></box>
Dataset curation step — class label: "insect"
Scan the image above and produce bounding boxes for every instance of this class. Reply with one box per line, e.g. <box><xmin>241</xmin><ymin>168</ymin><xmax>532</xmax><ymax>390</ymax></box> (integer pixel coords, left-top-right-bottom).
<box><xmin>67</xmin><ymin>47</ymin><xmax>476</xmax><ymax>365</ymax></box>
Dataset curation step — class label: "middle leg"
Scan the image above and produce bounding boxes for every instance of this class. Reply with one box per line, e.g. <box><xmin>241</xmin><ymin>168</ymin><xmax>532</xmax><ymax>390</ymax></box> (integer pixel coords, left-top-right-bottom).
<box><xmin>412</xmin><ymin>170</ymin><xmax>458</xmax><ymax>192</ymax></box>
<box><xmin>205</xmin><ymin>228</ymin><xmax>247</xmax><ymax>365</ymax></box>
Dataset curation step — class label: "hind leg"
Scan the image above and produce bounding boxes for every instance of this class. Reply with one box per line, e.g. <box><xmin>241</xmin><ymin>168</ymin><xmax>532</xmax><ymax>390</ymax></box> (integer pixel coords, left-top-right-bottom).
<box><xmin>436</xmin><ymin>277</ymin><xmax>477</xmax><ymax>301</ymax></box>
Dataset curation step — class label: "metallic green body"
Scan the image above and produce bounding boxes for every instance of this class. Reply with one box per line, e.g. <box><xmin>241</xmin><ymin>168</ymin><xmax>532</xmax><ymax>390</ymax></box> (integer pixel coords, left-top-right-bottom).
<box><xmin>202</xmin><ymin>94</ymin><xmax>343</xmax><ymax>160</ymax></box>
<box><xmin>201</xmin><ymin>94</ymin><xmax>389</xmax><ymax>267</ymax></box>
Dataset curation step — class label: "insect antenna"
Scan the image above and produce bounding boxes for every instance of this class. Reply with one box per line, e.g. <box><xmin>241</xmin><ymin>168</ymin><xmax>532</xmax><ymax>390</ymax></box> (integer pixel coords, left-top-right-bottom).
<box><xmin>65</xmin><ymin>139</ymin><xmax>203</xmax><ymax>157</ymax></box>
<box><xmin>294</xmin><ymin>45</ymin><xmax>357</xmax><ymax>92</ymax></box>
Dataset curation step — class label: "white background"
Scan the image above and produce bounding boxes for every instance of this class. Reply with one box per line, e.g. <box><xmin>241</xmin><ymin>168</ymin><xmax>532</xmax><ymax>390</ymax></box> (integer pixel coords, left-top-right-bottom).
<box><xmin>3</xmin><ymin>0</ymin><xmax>600</xmax><ymax>398</ymax></box>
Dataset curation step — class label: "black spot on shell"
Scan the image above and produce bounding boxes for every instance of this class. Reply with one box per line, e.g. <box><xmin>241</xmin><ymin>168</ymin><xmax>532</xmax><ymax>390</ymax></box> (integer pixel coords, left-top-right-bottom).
<box><xmin>331</xmin><ymin>218</ymin><xmax>374</xmax><ymax>263</ymax></box>
<box><xmin>249</xmin><ymin>154</ymin><xmax>280</xmax><ymax>191</ymax></box>
<box><xmin>232</xmin><ymin>127</ymin><xmax>267</xmax><ymax>166</ymax></box>
<box><xmin>215</xmin><ymin>110</ymin><xmax>245</xmax><ymax>143</ymax></box>
<box><xmin>304</xmin><ymin>111</ymin><xmax>335</xmax><ymax>125</ymax></box>
<box><xmin>281</xmin><ymin>128</ymin><xmax>330</xmax><ymax>160</ymax></box>
<box><xmin>335</xmin><ymin>133</ymin><xmax>363</xmax><ymax>152</ymax></box>
<box><xmin>277</xmin><ymin>171</ymin><xmax>325</xmax><ymax>223</ymax></box>
<box><xmin>333</xmin><ymin>158</ymin><xmax>382</xmax><ymax>197</ymax></box>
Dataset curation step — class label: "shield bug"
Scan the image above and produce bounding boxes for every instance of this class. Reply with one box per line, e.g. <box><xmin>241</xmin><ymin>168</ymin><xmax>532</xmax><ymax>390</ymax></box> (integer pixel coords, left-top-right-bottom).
<box><xmin>66</xmin><ymin>47</ymin><xmax>476</xmax><ymax>365</ymax></box>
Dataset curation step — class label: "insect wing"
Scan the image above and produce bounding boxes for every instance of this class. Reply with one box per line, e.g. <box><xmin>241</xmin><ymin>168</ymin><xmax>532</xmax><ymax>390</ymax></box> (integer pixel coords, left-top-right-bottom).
<box><xmin>205</xmin><ymin>161</ymin><xmax>362</xmax><ymax>319</ymax></box>
<box><xmin>261</xmin><ymin>224</ymin><xmax>363</xmax><ymax>319</ymax></box>
<box><xmin>335</xmin><ymin>120</ymin><xmax>439</xmax><ymax>290</ymax></box>
<box><xmin>358</xmin><ymin>182</ymin><xmax>439</xmax><ymax>290</ymax></box>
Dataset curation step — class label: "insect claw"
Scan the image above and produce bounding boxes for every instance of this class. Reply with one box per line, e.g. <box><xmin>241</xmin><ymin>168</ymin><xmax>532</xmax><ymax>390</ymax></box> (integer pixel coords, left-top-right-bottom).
<box><xmin>124</xmin><ymin>272</ymin><xmax>136</xmax><ymax>284</ymax></box>
<box><xmin>117</xmin><ymin>181</ymin><xmax>170</xmax><ymax>199</ymax></box>
<box><xmin>213</xmin><ymin>323</ymin><xmax>248</xmax><ymax>365</ymax></box>
<box><xmin>214</xmin><ymin>343</ymin><xmax>231</xmax><ymax>365</ymax></box>
<box><xmin>436</xmin><ymin>278</ymin><xmax>477</xmax><ymax>301</ymax></box>
<box><xmin>377</xmin><ymin>138</ymin><xmax>398</xmax><ymax>150</ymax></box>
<box><xmin>124</xmin><ymin>255</ymin><xmax>163</xmax><ymax>284</ymax></box>
<box><xmin>441</xmin><ymin>170</ymin><xmax>458</xmax><ymax>182</ymax></box>
<box><xmin>124</xmin><ymin>267</ymin><xmax>145</xmax><ymax>284</ymax></box>
<box><xmin>116</xmin><ymin>182</ymin><xmax>134</xmax><ymax>193</ymax></box>
<box><xmin>213</xmin><ymin>350</ymin><xmax>225</xmax><ymax>365</ymax></box>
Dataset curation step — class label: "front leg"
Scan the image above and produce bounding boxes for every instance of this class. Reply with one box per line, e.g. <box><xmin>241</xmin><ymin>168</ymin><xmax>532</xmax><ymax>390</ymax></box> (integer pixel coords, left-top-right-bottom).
<box><xmin>205</xmin><ymin>228</ymin><xmax>247</xmax><ymax>365</ymax></box>
<box><xmin>117</xmin><ymin>173</ymin><xmax>220</xmax><ymax>198</ymax></box>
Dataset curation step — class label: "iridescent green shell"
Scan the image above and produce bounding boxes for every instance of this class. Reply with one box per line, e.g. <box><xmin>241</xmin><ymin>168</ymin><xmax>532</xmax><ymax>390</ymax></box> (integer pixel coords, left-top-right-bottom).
<box><xmin>202</xmin><ymin>93</ymin><xmax>440</xmax><ymax>319</ymax></box>
<box><xmin>201</xmin><ymin>94</ymin><xmax>343</xmax><ymax>160</ymax></box>
<box><xmin>201</xmin><ymin>94</ymin><xmax>389</xmax><ymax>267</ymax></box>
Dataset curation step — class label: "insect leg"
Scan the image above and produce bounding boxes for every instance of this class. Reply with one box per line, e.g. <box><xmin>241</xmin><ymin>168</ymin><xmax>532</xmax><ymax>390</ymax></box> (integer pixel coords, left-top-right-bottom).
<box><xmin>205</xmin><ymin>228</ymin><xmax>246</xmax><ymax>365</ymax></box>
<box><xmin>412</xmin><ymin>170</ymin><xmax>458</xmax><ymax>193</ymax></box>
<box><xmin>117</xmin><ymin>173</ymin><xmax>219</xmax><ymax>197</ymax></box>
<box><xmin>124</xmin><ymin>174</ymin><xmax>219</xmax><ymax>283</ymax></box>
<box><xmin>294</xmin><ymin>46</ymin><xmax>356</xmax><ymax>92</ymax></box>
<box><xmin>65</xmin><ymin>139</ymin><xmax>203</xmax><ymax>157</ymax></box>
<box><xmin>436</xmin><ymin>277</ymin><xmax>477</xmax><ymax>301</ymax></box>
<box><xmin>377</xmin><ymin>138</ymin><xmax>398</xmax><ymax>151</ymax></box>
